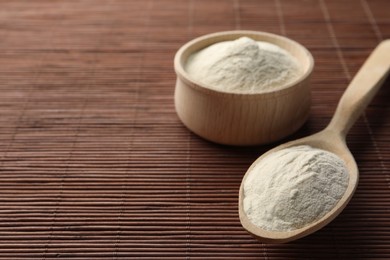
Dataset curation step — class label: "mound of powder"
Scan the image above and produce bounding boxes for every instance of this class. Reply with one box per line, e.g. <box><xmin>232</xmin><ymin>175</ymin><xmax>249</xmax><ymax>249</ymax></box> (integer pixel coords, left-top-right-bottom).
<box><xmin>243</xmin><ymin>145</ymin><xmax>349</xmax><ymax>231</ymax></box>
<box><xmin>185</xmin><ymin>37</ymin><xmax>300</xmax><ymax>93</ymax></box>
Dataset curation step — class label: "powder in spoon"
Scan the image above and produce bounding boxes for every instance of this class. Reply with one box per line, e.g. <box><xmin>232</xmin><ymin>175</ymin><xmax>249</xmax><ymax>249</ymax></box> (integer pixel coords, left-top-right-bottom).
<box><xmin>243</xmin><ymin>145</ymin><xmax>349</xmax><ymax>231</ymax></box>
<box><xmin>185</xmin><ymin>36</ymin><xmax>300</xmax><ymax>93</ymax></box>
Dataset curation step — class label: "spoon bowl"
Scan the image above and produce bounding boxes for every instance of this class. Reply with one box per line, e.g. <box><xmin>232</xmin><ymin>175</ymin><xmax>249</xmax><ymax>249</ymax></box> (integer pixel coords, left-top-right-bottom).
<box><xmin>239</xmin><ymin>129</ymin><xmax>358</xmax><ymax>243</ymax></box>
<box><xmin>239</xmin><ymin>40</ymin><xmax>390</xmax><ymax>243</ymax></box>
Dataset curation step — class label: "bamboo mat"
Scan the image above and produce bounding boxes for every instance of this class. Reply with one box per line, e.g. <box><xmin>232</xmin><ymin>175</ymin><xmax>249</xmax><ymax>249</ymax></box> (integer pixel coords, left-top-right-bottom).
<box><xmin>0</xmin><ymin>0</ymin><xmax>389</xmax><ymax>259</ymax></box>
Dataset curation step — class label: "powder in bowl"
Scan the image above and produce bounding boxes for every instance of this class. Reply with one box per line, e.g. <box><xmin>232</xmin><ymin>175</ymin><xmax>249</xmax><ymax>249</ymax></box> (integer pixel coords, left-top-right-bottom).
<box><xmin>243</xmin><ymin>145</ymin><xmax>349</xmax><ymax>232</ymax></box>
<box><xmin>185</xmin><ymin>36</ymin><xmax>300</xmax><ymax>93</ymax></box>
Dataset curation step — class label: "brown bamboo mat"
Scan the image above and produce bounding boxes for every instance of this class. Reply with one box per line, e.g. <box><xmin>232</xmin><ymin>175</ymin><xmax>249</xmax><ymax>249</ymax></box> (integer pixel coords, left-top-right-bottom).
<box><xmin>0</xmin><ymin>0</ymin><xmax>389</xmax><ymax>259</ymax></box>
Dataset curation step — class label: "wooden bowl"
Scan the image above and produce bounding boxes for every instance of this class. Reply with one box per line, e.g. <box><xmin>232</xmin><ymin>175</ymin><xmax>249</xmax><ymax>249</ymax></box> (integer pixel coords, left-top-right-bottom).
<box><xmin>174</xmin><ymin>31</ymin><xmax>314</xmax><ymax>146</ymax></box>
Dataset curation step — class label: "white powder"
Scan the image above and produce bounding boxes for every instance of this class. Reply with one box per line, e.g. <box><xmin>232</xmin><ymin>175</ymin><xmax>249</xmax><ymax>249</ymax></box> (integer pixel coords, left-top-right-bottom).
<box><xmin>243</xmin><ymin>145</ymin><xmax>349</xmax><ymax>231</ymax></box>
<box><xmin>185</xmin><ymin>37</ymin><xmax>300</xmax><ymax>93</ymax></box>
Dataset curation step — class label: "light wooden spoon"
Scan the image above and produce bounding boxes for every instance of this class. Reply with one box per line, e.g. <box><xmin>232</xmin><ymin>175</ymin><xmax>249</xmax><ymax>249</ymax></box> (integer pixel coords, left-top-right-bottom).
<box><xmin>239</xmin><ymin>40</ymin><xmax>390</xmax><ymax>243</ymax></box>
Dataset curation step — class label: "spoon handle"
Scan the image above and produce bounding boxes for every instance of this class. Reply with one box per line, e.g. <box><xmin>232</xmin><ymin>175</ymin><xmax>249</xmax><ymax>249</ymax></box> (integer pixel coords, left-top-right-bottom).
<box><xmin>327</xmin><ymin>40</ymin><xmax>390</xmax><ymax>137</ymax></box>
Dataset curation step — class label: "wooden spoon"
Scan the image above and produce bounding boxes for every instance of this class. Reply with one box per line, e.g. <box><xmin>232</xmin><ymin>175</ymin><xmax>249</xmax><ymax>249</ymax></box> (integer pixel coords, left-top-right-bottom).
<box><xmin>239</xmin><ymin>40</ymin><xmax>390</xmax><ymax>243</ymax></box>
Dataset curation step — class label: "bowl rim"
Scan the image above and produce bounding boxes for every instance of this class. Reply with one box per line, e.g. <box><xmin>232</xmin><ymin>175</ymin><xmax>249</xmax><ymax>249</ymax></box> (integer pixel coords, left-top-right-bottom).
<box><xmin>174</xmin><ymin>30</ymin><xmax>314</xmax><ymax>98</ymax></box>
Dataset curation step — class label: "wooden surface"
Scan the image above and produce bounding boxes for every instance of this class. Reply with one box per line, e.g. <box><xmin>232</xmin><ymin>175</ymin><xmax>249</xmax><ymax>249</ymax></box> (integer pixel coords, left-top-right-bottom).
<box><xmin>0</xmin><ymin>0</ymin><xmax>389</xmax><ymax>259</ymax></box>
